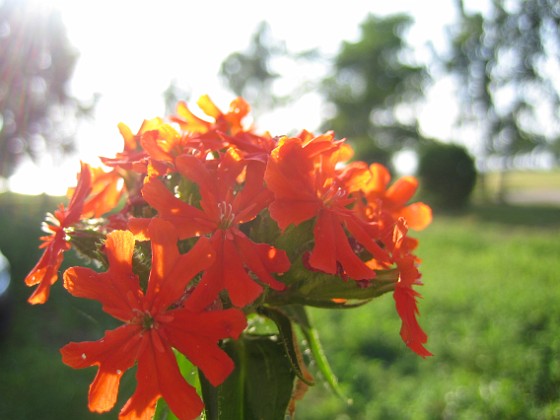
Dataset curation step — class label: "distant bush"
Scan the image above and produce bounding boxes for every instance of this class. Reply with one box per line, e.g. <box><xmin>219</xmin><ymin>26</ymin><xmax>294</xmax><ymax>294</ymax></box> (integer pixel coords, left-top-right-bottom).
<box><xmin>417</xmin><ymin>142</ymin><xmax>477</xmax><ymax>209</ymax></box>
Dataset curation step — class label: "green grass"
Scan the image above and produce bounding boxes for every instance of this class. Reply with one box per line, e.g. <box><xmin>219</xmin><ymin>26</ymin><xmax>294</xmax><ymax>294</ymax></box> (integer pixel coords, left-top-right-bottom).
<box><xmin>1</xmin><ymin>178</ymin><xmax>560</xmax><ymax>419</ymax></box>
<box><xmin>485</xmin><ymin>170</ymin><xmax>560</xmax><ymax>190</ymax></box>
<box><xmin>474</xmin><ymin>170</ymin><xmax>560</xmax><ymax>205</ymax></box>
<box><xmin>0</xmin><ymin>193</ymin><xmax>108</xmax><ymax>419</ymax></box>
<box><xmin>297</xmin><ymin>204</ymin><xmax>560</xmax><ymax>419</ymax></box>
<box><xmin>0</xmin><ymin>192</ymin><xmax>135</xmax><ymax>419</ymax></box>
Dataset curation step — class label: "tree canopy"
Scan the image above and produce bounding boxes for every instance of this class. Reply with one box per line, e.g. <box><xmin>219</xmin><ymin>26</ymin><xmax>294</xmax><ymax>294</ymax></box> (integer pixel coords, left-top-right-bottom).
<box><xmin>221</xmin><ymin>14</ymin><xmax>430</xmax><ymax>166</ymax></box>
<box><xmin>219</xmin><ymin>3</ymin><xmax>560</xmax><ymax>182</ymax></box>
<box><xmin>220</xmin><ymin>21</ymin><xmax>284</xmax><ymax>114</ymax></box>
<box><xmin>0</xmin><ymin>0</ymin><xmax>87</xmax><ymax>180</ymax></box>
<box><xmin>321</xmin><ymin>14</ymin><xmax>428</xmax><ymax>164</ymax></box>
<box><xmin>446</xmin><ymin>0</ymin><xmax>560</xmax><ymax>170</ymax></box>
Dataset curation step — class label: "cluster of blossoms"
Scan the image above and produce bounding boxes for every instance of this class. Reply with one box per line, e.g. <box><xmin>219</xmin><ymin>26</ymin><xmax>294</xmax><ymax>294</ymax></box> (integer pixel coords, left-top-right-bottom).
<box><xmin>25</xmin><ymin>95</ymin><xmax>432</xmax><ymax>419</ymax></box>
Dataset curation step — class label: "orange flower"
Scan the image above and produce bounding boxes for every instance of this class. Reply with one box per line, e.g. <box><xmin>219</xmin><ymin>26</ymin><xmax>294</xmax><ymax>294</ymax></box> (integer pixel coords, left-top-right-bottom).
<box><xmin>171</xmin><ymin>95</ymin><xmax>280</xmax><ymax>162</ymax></box>
<box><xmin>24</xmin><ymin>162</ymin><xmax>91</xmax><ymax>304</ymax></box>
<box><xmin>60</xmin><ymin>219</ymin><xmax>246</xmax><ymax>419</ymax></box>
<box><xmin>131</xmin><ymin>149</ymin><xmax>290</xmax><ymax>309</ymax></box>
<box><xmin>346</xmin><ymin>162</ymin><xmax>432</xmax><ymax>230</ymax></box>
<box><xmin>100</xmin><ymin>121</ymin><xmax>150</xmax><ymax>173</ymax></box>
<box><xmin>225</xmin><ymin>131</ymin><xmax>279</xmax><ymax>164</ymax></box>
<box><xmin>171</xmin><ymin>95</ymin><xmax>252</xmax><ymax>136</ymax></box>
<box><xmin>386</xmin><ymin>219</ymin><xmax>431</xmax><ymax>357</ymax></box>
<box><xmin>339</xmin><ymin>162</ymin><xmax>432</xmax><ymax>356</ymax></box>
<box><xmin>80</xmin><ymin>165</ymin><xmax>126</xmax><ymax>219</ymax></box>
<box><xmin>265</xmin><ymin>134</ymin><xmax>389</xmax><ymax>280</ymax></box>
<box><xmin>138</xmin><ymin>119</ymin><xmax>209</xmax><ymax>175</ymax></box>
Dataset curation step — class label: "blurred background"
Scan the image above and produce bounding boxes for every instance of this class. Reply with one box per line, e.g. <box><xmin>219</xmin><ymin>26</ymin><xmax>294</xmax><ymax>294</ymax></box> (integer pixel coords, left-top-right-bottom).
<box><xmin>1</xmin><ymin>0</ymin><xmax>559</xmax><ymax>418</ymax></box>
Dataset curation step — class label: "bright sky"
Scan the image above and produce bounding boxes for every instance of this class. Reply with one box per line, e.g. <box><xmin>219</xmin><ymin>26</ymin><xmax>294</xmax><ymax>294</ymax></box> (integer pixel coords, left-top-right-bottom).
<box><xmin>8</xmin><ymin>0</ymin><xmax>474</xmax><ymax>195</ymax></box>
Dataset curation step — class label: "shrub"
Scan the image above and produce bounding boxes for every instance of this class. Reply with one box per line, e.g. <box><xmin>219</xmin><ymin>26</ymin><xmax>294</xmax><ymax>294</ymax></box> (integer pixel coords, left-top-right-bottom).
<box><xmin>417</xmin><ymin>141</ymin><xmax>477</xmax><ymax>209</ymax></box>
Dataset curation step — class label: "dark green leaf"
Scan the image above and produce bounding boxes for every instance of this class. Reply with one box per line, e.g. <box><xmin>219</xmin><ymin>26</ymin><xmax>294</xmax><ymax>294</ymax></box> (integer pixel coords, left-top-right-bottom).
<box><xmin>153</xmin><ymin>398</ymin><xmax>178</xmax><ymax>420</ymax></box>
<box><xmin>257</xmin><ymin>306</ymin><xmax>314</xmax><ymax>385</ymax></box>
<box><xmin>267</xmin><ymin>262</ymin><xmax>399</xmax><ymax>308</ymax></box>
<box><xmin>206</xmin><ymin>335</ymin><xmax>296</xmax><ymax>420</ymax></box>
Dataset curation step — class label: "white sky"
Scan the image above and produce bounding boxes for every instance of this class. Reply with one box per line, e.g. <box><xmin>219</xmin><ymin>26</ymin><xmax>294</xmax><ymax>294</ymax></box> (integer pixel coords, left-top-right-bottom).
<box><xmin>9</xmin><ymin>0</ymin><xmax>474</xmax><ymax>195</ymax></box>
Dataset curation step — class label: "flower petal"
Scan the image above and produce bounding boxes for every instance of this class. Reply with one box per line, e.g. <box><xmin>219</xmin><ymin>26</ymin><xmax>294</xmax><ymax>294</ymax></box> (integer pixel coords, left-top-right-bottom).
<box><xmin>25</xmin><ymin>162</ymin><xmax>92</xmax><ymax>304</ymax></box>
<box><xmin>397</xmin><ymin>202</ymin><xmax>433</xmax><ymax>231</ymax></box>
<box><xmin>141</xmin><ymin>177</ymin><xmax>215</xmax><ymax>237</ymax></box>
<box><xmin>394</xmin><ymin>285</ymin><xmax>432</xmax><ymax>357</ymax></box>
<box><xmin>119</xmin><ymin>331</ymin><xmax>203</xmax><ymax>420</ymax></box>
<box><xmin>268</xmin><ymin>199</ymin><xmax>321</xmax><ymax>231</ymax></box>
<box><xmin>233</xmin><ymin>231</ymin><xmax>288</xmax><ymax>291</ymax></box>
<box><xmin>197</xmin><ymin>94</ymin><xmax>221</xmax><ymax>119</ymax></box>
<box><xmin>146</xmin><ymin>219</ymin><xmax>215</xmax><ymax>311</ymax></box>
<box><xmin>386</xmin><ymin>176</ymin><xmax>419</xmax><ymax>208</ymax></box>
<box><xmin>308</xmin><ymin>210</ymin><xmax>337</xmax><ymax>275</ymax></box>
<box><xmin>222</xmin><ymin>236</ymin><xmax>266</xmax><ymax>307</ymax></box>
<box><xmin>365</xmin><ymin>163</ymin><xmax>391</xmax><ymax>194</ymax></box>
<box><xmin>64</xmin><ymin>161</ymin><xmax>93</xmax><ymax>225</ymax></box>
<box><xmin>63</xmin><ymin>230</ymin><xmax>142</xmax><ymax>321</ymax></box>
<box><xmin>166</xmin><ymin>308</ymin><xmax>246</xmax><ymax>386</ymax></box>
<box><xmin>25</xmin><ymin>237</ymin><xmax>67</xmax><ymax>304</ymax></box>
<box><xmin>309</xmin><ymin>210</ymin><xmax>375</xmax><ymax>280</ymax></box>
<box><xmin>232</xmin><ymin>160</ymin><xmax>273</xmax><ymax>223</ymax></box>
<box><xmin>172</xmin><ymin>100</ymin><xmax>212</xmax><ymax>133</ymax></box>
<box><xmin>60</xmin><ymin>324</ymin><xmax>142</xmax><ymax>413</ymax></box>
<box><xmin>265</xmin><ymin>137</ymin><xmax>316</xmax><ymax>203</ymax></box>
<box><xmin>184</xmin><ymin>264</ymin><xmax>225</xmax><ymax>312</ymax></box>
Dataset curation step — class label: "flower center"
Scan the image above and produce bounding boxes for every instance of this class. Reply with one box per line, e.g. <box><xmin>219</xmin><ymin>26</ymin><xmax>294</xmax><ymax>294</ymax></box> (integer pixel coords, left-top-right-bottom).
<box><xmin>132</xmin><ymin>309</ymin><xmax>158</xmax><ymax>331</ymax></box>
<box><xmin>217</xmin><ymin>201</ymin><xmax>235</xmax><ymax>229</ymax></box>
<box><xmin>320</xmin><ymin>185</ymin><xmax>346</xmax><ymax>207</ymax></box>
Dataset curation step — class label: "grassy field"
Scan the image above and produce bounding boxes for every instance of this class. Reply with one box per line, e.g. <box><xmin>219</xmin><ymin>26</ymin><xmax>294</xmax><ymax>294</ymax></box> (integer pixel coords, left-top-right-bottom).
<box><xmin>484</xmin><ymin>170</ymin><xmax>560</xmax><ymax>190</ymax></box>
<box><xmin>0</xmin><ymin>170</ymin><xmax>559</xmax><ymax>419</ymax></box>
<box><xmin>298</xmin><ymin>203</ymin><xmax>560</xmax><ymax>419</ymax></box>
<box><xmin>475</xmin><ymin>170</ymin><xmax>560</xmax><ymax>205</ymax></box>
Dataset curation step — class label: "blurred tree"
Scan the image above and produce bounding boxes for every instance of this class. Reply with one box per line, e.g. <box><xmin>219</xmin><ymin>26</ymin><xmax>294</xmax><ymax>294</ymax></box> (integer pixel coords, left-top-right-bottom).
<box><xmin>220</xmin><ymin>21</ymin><xmax>284</xmax><ymax>114</ymax></box>
<box><xmin>220</xmin><ymin>21</ymin><xmax>327</xmax><ymax>125</ymax></box>
<box><xmin>321</xmin><ymin>14</ymin><xmax>428</xmax><ymax>165</ymax></box>
<box><xmin>446</xmin><ymin>0</ymin><xmax>560</xmax><ymax>200</ymax></box>
<box><xmin>163</xmin><ymin>79</ymin><xmax>190</xmax><ymax>115</ymax></box>
<box><xmin>0</xmin><ymin>0</ymin><xmax>90</xmax><ymax>180</ymax></box>
<box><xmin>418</xmin><ymin>140</ymin><xmax>477</xmax><ymax>209</ymax></box>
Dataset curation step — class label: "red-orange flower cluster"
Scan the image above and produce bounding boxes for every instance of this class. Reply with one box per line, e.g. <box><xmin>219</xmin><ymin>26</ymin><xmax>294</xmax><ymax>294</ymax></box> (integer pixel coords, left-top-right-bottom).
<box><xmin>25</xmin><ymin>95</ymin><xmax>433</xmax><ymax>419</ymax></box>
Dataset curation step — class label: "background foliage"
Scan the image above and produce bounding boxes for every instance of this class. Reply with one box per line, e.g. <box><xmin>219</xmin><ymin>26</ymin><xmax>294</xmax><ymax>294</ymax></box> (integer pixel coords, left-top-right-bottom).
<box><xmin>0</xmin><ymin>0</ymin><xmax>92</xmax><ymax>180</ymax></box>
<box><xmin>417</xmin><ymin>141</ymin><xmax>477</xmax><ymax>209</ymax></box>
<box><xmin>320</xmin><ymin>14</ymin><xmax>427</xmax><ymax>166</ymax></box>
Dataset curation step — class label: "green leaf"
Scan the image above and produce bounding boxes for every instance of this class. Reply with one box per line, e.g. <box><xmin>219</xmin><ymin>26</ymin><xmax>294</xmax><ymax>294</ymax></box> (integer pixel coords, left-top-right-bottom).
<box><xmin>246</xmin><ymin>209</ymin><xmax>285</xmax><ymax>246</ymax></box>
<box><xmin>245</xmin><ymin>312</ymin><xmax>279</xmax><ymax>335</ymax></box>
<box><xmin>257</xmin><ymin>306</ymin><xmax>314</xmax><ymax>385</ymax></box>
<box><xmin>272</xmin><ymin>219</ymin><xmax>315</xmax><ymax>263</ymax></box>
<box><xmin>153</xmin><ymin>350</ymin><xmax>201</xmax><ymax>420</ymax></box>
<box><xmin>204</xmin><ymin>335</ymin><xmax>296</xmax><ymax>420</ymax></box>
<box><xmin>153</xmin><ymin>398</ymin><xmax>178</xmax><ymax>420</ymax></box>
<box><xmin>267</xmin><ymin>261</ymin><xmax>399</xmax><ymax>308</ymax></box>
<box><xmin>282</xmin><ymin>305</ymin><xmax>351</xmax><ymax>405</ymax></box>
